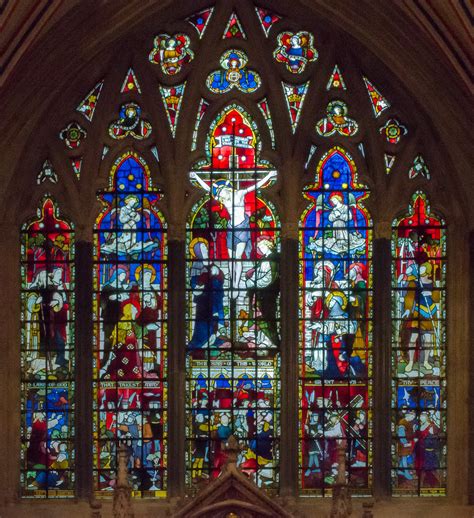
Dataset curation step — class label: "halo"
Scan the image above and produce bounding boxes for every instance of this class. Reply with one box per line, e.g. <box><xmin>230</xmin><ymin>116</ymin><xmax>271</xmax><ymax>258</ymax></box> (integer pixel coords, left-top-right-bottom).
<box><xmin>329</xmin><ymin>192</ymin><xmax>344</xmax><ymax>205</ymax></box>
<box><xmin>135</xmin><ymin>263</ymin><xmax>157</xmax><ymax>283</ymax></box>
<box><xmin>420</xmin><ymin>261</ymin><xmax>433</xmax><ymax>275</ymax></box>
<box><xmin>189</xmin><ymin>237</ymin><xmax>209</xmax><ymax>259</ymax></box>
<box><xmin>124</xmin><ymin>194</ymin><xmax>139</xmax><ymax>206</ymax></box>
<box><xmin>325</xmin><ymin>290</ymin><xmax>348</xmax><ymax>310</ymax></box>
<box><xmin>212</xmin><ymin>179</ymin><xmax>232</xmax><ymax>198</ymax></box>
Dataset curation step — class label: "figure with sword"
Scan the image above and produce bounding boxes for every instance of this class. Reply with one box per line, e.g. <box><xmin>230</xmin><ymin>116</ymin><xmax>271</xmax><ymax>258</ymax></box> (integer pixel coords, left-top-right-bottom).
<box><xmin>401</xmin><ymin>262</ymin><xmax>440</xmax><ymax>373</ymax></box>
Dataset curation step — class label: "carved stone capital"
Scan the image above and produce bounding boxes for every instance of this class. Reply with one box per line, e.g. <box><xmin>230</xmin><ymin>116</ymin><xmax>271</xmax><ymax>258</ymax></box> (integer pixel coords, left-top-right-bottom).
<box><xmin>280</xmin><ymin>221</ymin><xmax>299</xmax><ymax>240</ymax></box>
<box><xmin>75</xmin><ymin>224</ymin><xmax>94</xmax><ymax>243</ymax></box>
<box><xmin>374</xmin><ymin>220</ymin><xmax>391</xmax><ymax>239</ymax></box>
<box><xmin>167</xmin><ymin>221</ymin><xmax>186</xmax><ymax>242</ymax></box>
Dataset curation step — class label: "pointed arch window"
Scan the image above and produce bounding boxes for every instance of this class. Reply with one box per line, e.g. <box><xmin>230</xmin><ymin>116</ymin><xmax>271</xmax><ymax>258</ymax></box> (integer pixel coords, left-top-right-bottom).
<box><xmin>20</xmin><ymin>197</ymin><xmax>75</xmax><ymax>497</ymax></box>
<box><xmin>299</xmin><ymin>147</ymin><xmax>373</xmax><ymax>495</ymax></box>
<box><xmin>186</xmin><ymin>105</ymin><xmax>281</xmax><ymax>489</ymax></box>
<box><xmin>93</xmin><ymin>152</ymin><xmax>167</xmax><ymax>497</ymax></box>
<box><xmin>391</xmin><ymin>192</ymin><xmax>447</xmax><ymax>496</ymax></box>
<box><xmin>14</xmin><ymin>0</ymin><xmax>458</xmax><ymax>505</ymax></box>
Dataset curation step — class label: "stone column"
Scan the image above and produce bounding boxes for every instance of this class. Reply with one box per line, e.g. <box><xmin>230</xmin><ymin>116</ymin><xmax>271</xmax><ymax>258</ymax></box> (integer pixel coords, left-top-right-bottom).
<box><xmin>470</xmin><ymin>230</ymin><xmax>474</xmax><ymax>504</ymax></box>
<box><xmin>279</xmin><ymin>222</ymin><xmax>299</xmax><ymax>497</ymax></box>
<box><xmin>0</xmin><ymin>226</ymin><xmax>20</xmax><ymax>505</ymax></box>
<box><xmin>372</xmin><ymin>235</ymin><xmax>391</xmax><ymax>498</ymax></box>
<box><xmin>75</xmin><ymin>240</ymin><xmax>94</xmax><ymax>499</ymax></box>
<box><xmin>446</xmin><ymin>224</ymin><xmax>470</xmax><ymax>502</ymax></box>
<box><xmin>167</xmin><ymin>225</ymin><xmax>186</xmax><ymax>497</ymax></box>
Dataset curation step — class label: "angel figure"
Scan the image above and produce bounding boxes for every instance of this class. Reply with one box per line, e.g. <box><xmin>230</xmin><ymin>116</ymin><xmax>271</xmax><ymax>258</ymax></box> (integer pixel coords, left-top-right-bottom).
<box><xmin>206</xmin><ymin>49</ymin><xmax>261</xmax><ymax>94</ymax></box>
<box><xmin>108</xmin><ymin>103</ymin><xmax>152</xmax><ymax>140</ymax></box>
<box><xmin>316</xmin><ymin>100</ymin><xmax>359</xmax><ymax>137</ymax></box>
<box><xmin>273</xmin><ymin>31</ymin><xmax>318</xmax><ymax>73</ymax></box>
<box><xmin>307</xmin><ymin>192</ymin><xmax>366</xmax><ymax>257</ymax></box>
<box><xmin>149</xmin><ymin>33</ymin><xmax>194</xmax><ymax>75</ymax></box>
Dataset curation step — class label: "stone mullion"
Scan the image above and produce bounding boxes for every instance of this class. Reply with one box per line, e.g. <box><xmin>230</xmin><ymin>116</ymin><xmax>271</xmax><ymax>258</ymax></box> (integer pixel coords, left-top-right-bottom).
<box><xmin>75</xmin><ymin>241</ymin><xmax>94</xmax><ymax>499</ymax></box>
<box><xmin>372</xmin><ymin>238</ymin><xmax>392</xmax><ymax>497</ymax></box>
<box><xmin>468</xmin><ymin>231</ymin><xmax>474</xmax><ymax>504</ymax></box>
<box><xmin>0</xmin><ymin>227</ymin><xmax>20</xmax><ymax>504</ymax></box>
<box><xmin>279</xmin><ymin>235</ymin><xmax>300</xmax><ymax>497</ymax></box>
<box><xmin>167</xmin><ymin>238</ymin><xmax>186</xmax><ymax>497</ymax></box>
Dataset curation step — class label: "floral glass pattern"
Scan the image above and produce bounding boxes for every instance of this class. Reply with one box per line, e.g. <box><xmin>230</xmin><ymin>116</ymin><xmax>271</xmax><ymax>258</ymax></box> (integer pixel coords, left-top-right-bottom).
<box><xmin>120</xmin><ymin>68</ymin><xmax>141</xmax><ymax>94</ymax></box>
<box><xmin>223</xmin><ymin>12</ymin><xmax>246</xmax><ymax>39</ymax></box>
<box><xmin>255</xmin><ymin>7</ymin><xmax>281</xmax><ymax>37</ymax></box>
<box><xmin>380</xmin><ymin>119</ymin><xmax>407</xmax><ymax>145</ymax></box>
<box><xmin>282</xmin><ymin>81</ymin><xmax>310</xmax><ymax>132</ymax></box>
<box><xmin>408</xmin><ymin>155</ymin><xmax>430</xmax><ymax>180</ymax></box>
<box><xmin>186</xmin><ymin>8</ymin><xmax>214</xmax><ymax>38</ymax></box>
<box><xmin>76</xmin><ymin>80</ymin><xmax>104</xmax><ymax>122</ymax></box>
<box><xmin>326</xmin><ymin>65</ymin><xmax>347</xmax><ymax>91</ymax></box>
<box><xmin>362</xmin><ymin>77</ymin><xmax>390</xmax><ymax>118</ymax></box>
<box><xmin>159</xmin><ymin>83</ymin><xmax>186</xmax><ymax>138</ymax></box>
<box><xmin>59</xmin><ymin>122</ymin><xmax>87</xmax><ymax>150</ymax></box>
<box><xmin>37</xmin><ymin>160</ymin><xmax>58</xmax><ymax>185</ymax></box>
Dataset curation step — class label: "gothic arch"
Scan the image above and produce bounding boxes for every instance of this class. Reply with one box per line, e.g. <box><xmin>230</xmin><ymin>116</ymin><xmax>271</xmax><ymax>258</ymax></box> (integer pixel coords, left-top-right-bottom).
<box><xmin>1</xmin><ymin>0</ymin><xmax>472</xmax><ymax>514</ymax></box>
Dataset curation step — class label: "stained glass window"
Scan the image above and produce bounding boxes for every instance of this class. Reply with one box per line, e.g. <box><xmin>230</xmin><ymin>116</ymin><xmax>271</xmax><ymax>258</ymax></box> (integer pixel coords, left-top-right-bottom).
<box><xmin>186</xmin><ymin>7</ymin><xmax>214</xmax><ymax>38</ymax></box>
<box><xmin>159</xmin><ymin>83</ymin><xmax>186</xmax><ymax>137</ymax></box>
<box><xmin>207</xmin><ymin>50</ymin><xmax>261</xmax><ymax>94</ymax></box>
<box><xmin>21</xmin><ymin>197</ymin><xmax>75</xmax><ymax>497</ymax></box>
<box><xmin>223</xmin><ymin>12</ymin><xmax>246</xmax><ymax>39</ymax></box>
<box><xmin>362</xmin><ymin>76</ymin><xmax>390</xmax><ymax>118</ymax></box>
<box><xmin>17</xmin><ymin>2</ymin><xmax>455</xmax><ymax>504</ymax></box>
<box><xmin>120</xmin><ymin>68</ymin><xmax>141</xmax><ymax>94</ymax></box>
<box><xmin>76</xmin><ymin>80</ymin><xmax>104</xmax><ymax>122</ymax></box>
<box><xmin>93</xmin><ymin>152</ymin><xmax>167</xmax><ymax>497</ymax></box>
<box><xmin>282</xmin><ymin>81</ymin><xmax>309</xmax><ymax>133</ymax></box>
<box><xmin>299</xmin><ymin>147</ymin><xmax>373</xmax><ymax>495</ymax></box>
<box><xmin>255</xmin><ymin>7</ymin><xmax>281</xmax><ymax>37</ymax></box>
<box><xmin>186</xmin><ymin>105</ymin><xmax>281</xmax><ymax>489</ymax></box>
<box><xmin>391</xmin><ymin>191</ymin><xmax>446</xmax><ymax>496</ymax></box>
